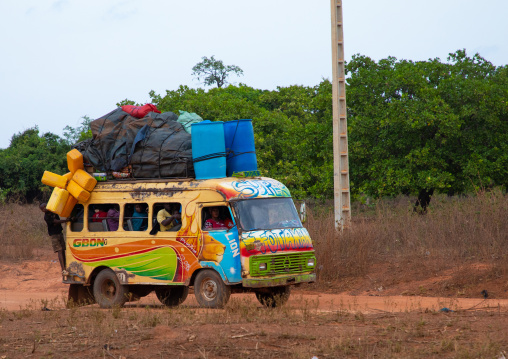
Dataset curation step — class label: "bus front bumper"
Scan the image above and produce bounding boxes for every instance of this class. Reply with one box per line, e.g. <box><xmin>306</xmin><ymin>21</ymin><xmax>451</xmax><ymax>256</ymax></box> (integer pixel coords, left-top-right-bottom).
<box><xmin>242</xmin><ymin>273</ymin><xmax>316</xmax><ymax>288</ymax></box>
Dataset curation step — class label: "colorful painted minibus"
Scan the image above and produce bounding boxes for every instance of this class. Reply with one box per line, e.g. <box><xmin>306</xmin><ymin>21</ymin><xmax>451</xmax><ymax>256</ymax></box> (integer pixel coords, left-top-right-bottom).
<box><xmin>64</xmin><ymin>177</ymin><xmax>316</xmax><ymax>308</ymax></box>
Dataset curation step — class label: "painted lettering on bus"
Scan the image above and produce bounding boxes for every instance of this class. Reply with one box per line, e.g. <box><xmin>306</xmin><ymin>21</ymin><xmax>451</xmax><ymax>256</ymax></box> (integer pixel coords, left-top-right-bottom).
<box><xmin>73</xmin><ymin>238</ymin><xmax>108</xmax><ymax>248</ymax></box>
<box><xmin>242</xmin><ymin>228</ymin><xmax>313</xmax><ymax>254</ymax></box>
<box><xmin>225</xmin><ymin>232</ymin><xmax>240</xmax><ymax>257</ymax></box>
<box><xmin>232</xmin><ymin>180</ymin><xmax>291</xmax><ymax>198</ymax></box>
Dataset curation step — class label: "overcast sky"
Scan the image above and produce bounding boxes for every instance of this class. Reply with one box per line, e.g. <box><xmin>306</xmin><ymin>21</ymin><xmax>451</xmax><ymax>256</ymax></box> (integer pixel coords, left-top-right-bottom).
<box><xmin>1</xmin><ymin>0</ymin><xmax>506</xmax><ymax>149</ymax></box>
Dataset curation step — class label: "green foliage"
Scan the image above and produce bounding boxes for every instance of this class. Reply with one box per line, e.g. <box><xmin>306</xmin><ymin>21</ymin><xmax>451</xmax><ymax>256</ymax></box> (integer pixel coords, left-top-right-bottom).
<box><xmin>346</xmin><ymin>50</ymin><xmax>508</xmax><ymax>198</ymax></box>
<box><xmin>63</xmin><ymin>116</ymin><xmax>93</xmax><ymax>146</ymax></box>
<box><xmin>150</xmin><ymin>82</ymin><xmax>334</xmax><ymax>199</ymax></box>
<box><xmin>148</xmin><ymin>51</ymin><xmax>507</xmax><ymax>200</ymax></box>
<box><xmin>2</xmin><ymin>50</ymin><xmax>506</xmax><ymax>202</ymax></box>
<box><xmin>191</xmin><ymin>56</ymin><xmax>244</xmax><ymax>88</ymax></box>
<box><xmin>116</xmin><ymin>99</ymin><xmax>141</xmax><ymax>107</ymax></box>
<box><xmin>0</xmin><ymin>127</ymin><xmax>70</xmax><ymax>202</ymax></box>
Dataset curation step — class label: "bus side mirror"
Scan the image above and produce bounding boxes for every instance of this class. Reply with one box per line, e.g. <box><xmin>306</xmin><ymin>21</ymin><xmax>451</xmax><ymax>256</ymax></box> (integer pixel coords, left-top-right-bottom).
<box><xmin>299</xmin><ymin>202</ymin><xmax>307</xmax><ymax>223</ymax></box>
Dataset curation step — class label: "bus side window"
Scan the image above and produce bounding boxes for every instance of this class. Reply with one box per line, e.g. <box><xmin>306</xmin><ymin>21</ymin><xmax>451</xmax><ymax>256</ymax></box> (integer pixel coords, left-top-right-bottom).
<box><xmin>202</xmin><ymin>206</ymin><xmax>233</xmax><ymax>231</ymax></box>
<box><xmin>70</xmin><ymin>204</ymin><xmax>84</xmax><ymax>232</ymax></box>
<box><xmin>105</xmin><ymin>204</ymin><xmax>120</xmax><ymax>232</ymax></box>
<box><xmin>124</xmin><ymin>203</ymin><xmax>148</xmax><ymax>231</ymax></box>
<box><xmin>87</xmin><ymin>204</ymin><xmax>107</xmax><ymax>232</ymax></box>
<box><xmin>153</xmin><ymin>203</ymin><xmax>182</xmax><ymax>232</ymax></box>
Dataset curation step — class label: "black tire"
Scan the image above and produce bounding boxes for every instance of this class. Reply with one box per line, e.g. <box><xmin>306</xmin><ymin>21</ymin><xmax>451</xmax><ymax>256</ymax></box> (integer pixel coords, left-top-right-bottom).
<box><xmin>93</xmin><ymin>269</ymin><xmax>128</xmax><ymax>308</ymax></box>
<box><xmin>155</xmin><ymin>286</ymin><xmax>189</xmax><ymax>307</ymax></box>
<box><xmin>194</xmin><ymin>270</ymin><xmax>231</xmax><ymax>308</ymax></box>
<box><xmin>255</xmin><ymin>286</ymin><xmax>291</xmax><ymax>308</ymax></box>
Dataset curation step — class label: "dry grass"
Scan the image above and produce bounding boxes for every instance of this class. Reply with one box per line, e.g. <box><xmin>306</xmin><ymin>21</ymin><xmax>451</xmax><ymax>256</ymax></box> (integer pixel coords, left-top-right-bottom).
<box><xmin>0</xmin><ymin>203</ymin><xmax>47</xmax><ymax>260</ymax></box>
<box><xmin>0</xmin><ymin>296</ymin><xmax>507</xmax><ymax>358</ymax></box>
<box><xmin>1</xmin><ymin>194</ymin><xmax>508</xmax><ymax>357</ymax></box>
<box><xmin>1</xmin><ymin>191</ymin><xmax>507</xmax><ymax>293</ymax></box>
<box><xmin>306</xmin><ymin>190</ymin><xmax>508</xmax><ymax>293</ymax></box>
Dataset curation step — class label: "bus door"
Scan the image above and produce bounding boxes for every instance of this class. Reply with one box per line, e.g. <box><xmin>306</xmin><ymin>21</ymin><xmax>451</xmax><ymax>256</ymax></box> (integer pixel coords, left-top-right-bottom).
<box><xmin>199</xmin><ymin>202</ymin><xmax>242</xmax><ymax>284</ymax></box>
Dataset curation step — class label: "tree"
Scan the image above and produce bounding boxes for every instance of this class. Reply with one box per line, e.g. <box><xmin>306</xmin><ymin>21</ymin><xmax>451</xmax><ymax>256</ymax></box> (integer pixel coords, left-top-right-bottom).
<box><xmin>141</xmin><ymin>50</ymin><xmax>508</xmax><ymax>203</ymax></box>
<box><xmin>116</xmin><ymin>99</ymin><xmax>140</xmax><ymax>107</ymax></box>
<box><xmin>345</xmin><ymin>50</ymin><xmax>508</xmax><ymax>207</ymax></box>
<box><xmin>0</xmin><ymin>127</ymin><xmax>69</xmax><ymax>202</ymax></box>
<box><xmin>63</xmin><ymin>116</ymin><xmax>93</xmax><ymax>146</ymax></box>
<box><xmin>149</xmin><ymin>82</ymin><xmax>335</xmax><ymax>199</ymax></box>
<box><xmin>191</xmin><ymin>56</ymin><xmax>244</xmax><ymax>88</ymax></box>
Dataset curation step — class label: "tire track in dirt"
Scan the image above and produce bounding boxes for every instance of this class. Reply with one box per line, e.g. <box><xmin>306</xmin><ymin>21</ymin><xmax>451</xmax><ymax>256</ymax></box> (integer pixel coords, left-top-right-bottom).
<box><xmin>2</xmin><ymin>258</ymin><xmax>507</xmax><ymax>312</ymax></box>
<box><xmin>2</xmin><ymin>288</ymin><xmax>508</xmax><ymax>313</ymax></box>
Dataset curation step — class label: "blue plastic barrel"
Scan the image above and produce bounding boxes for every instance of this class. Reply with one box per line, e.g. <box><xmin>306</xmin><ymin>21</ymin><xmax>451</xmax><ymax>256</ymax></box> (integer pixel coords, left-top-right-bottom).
<box><xmin>224</xmin><ymin>119</ymin><xmax>258</xmax><ymax>177</ymax></box>
<box><xmin>191</xmin><ymin>121</ymin><xmax>226</xmax><ymax>179</ymax></box>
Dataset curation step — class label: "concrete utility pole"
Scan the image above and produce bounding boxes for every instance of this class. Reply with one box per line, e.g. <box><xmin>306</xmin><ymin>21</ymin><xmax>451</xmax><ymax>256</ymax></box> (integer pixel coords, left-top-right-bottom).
<box><xmin>330</xmin><ymin>0</ymin><xmax>351</xmax><ymax>229</ymax></box>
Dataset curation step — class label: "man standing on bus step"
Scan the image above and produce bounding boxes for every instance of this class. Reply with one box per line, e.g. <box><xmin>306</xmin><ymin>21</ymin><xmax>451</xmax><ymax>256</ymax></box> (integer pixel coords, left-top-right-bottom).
<box><xmin>39</xmin><ymin>203</ymin><xmax>72</xmax><ymax>274</ymax></box>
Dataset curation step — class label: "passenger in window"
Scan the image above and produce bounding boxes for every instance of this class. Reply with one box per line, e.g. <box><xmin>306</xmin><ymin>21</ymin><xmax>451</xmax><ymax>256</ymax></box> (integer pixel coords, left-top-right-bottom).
<box><xmin>157</xmin><ymin>203</ymin><xmax>181</xmax><ymax>232</ymax></box>
<box><xmin>204</xmin><ymin>207</ymin><xmax>234</xmax><ymax>230</ymax></box>
<box><xmin>131</xmin><ymin>204</ymin><xmax>147</xmax><ymax>231</ymax></box>
<box><xmin>107</xmin><ymin>205</ymin><xmax>120</xmax><ymax>231</ymax></box>
<box><xmin>92</xmin><ymin>206</ymin><xmax>107</xmax><ymax>222</ymax></box>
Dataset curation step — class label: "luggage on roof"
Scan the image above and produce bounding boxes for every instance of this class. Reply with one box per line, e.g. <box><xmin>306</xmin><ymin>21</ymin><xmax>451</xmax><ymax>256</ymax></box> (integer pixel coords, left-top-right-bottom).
<box><xmin>74</xmin><ymin>108</ymin><xmax>194</xmax><ymax>179</ymax></box>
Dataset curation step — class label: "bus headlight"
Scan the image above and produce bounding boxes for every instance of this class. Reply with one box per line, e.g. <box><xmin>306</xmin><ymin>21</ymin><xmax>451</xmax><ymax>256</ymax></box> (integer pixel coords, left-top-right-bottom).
<box><xmin>307</xmin><ymin>258</ymin><xmax>315</xmax><ymax>267</ymax></box>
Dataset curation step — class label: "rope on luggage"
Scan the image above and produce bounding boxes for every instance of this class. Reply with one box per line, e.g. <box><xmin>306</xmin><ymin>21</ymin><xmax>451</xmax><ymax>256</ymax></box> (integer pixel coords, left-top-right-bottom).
<box><xmin>225</xmin><ymin>120</ymin><xmax>255</xmax><ymax>159</ymax></box>
<box><xmin>192</xmin><ymin>152</ymin><xmax>227</xmax><ymax>163</ymax></box>
<box><xmin>226</xmin><ymin>150</ymin><xmax>256</xmax><ymax>159</ymax></box>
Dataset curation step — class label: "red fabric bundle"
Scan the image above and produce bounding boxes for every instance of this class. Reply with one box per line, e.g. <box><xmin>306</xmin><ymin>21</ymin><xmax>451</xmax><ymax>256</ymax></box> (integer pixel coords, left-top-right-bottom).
<box><xmin>121</xmin><ymin>104</ymin><xmax>161</xmax><ymax>118</ymax></box>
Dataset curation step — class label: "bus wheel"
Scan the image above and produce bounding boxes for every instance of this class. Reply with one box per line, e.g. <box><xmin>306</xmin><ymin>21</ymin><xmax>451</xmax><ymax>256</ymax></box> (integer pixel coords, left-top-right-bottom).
<box><xmin>255</xmin><ymin>286</ymin><xmax>291</xmax><ymax>308</ymax></box>
<box><xmin>194</xmin><ymin>270</ymin><xmax>231</xmax><ymax>308</ymax></box>
<box><xmin>93</xmin><ymin>269</ymin><xmax>128</xmax><ymax>309</ymax></box>
<box><xmin>155</xmin><ymin>286</ymin><xmax>189</xmax><ymax>307</ymax></box>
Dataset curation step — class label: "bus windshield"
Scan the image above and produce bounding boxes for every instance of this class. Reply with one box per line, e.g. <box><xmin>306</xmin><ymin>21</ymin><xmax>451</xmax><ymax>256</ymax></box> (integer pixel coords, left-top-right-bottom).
<box><xmin>233</xmin><ymin>198</ymin><xmax>302</xmax><ymax>231</ymax></box>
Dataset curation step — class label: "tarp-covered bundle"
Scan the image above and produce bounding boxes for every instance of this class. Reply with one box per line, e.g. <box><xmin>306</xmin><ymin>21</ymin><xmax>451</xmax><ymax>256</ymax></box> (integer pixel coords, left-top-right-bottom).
<box><xmin>74</xmin><ymin>108</ymin><xmax>194</xmax><ymax>179</ymax></box>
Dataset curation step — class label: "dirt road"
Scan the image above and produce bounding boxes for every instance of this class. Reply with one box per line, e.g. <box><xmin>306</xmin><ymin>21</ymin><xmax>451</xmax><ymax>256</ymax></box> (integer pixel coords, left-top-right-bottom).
<box><xmin>1</xmin><ymin>258</ymin><xmax>507</xmax><ymax>313</ymax></box>
<box><xmin>2</xmin><ymin>257</ymin><xmax>508</xmax><ymax>358</ymax></box>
